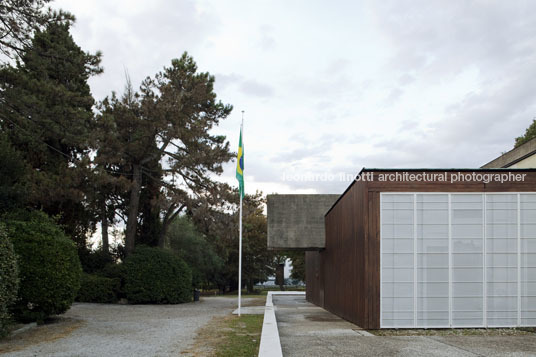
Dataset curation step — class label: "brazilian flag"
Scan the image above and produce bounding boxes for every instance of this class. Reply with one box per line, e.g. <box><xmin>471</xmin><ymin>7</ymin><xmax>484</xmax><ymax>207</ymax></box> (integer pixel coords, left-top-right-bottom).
<box><xmin>236</xmin><ymin>127</ymin><xmax>244</xmax><ymax>198</ymax></box>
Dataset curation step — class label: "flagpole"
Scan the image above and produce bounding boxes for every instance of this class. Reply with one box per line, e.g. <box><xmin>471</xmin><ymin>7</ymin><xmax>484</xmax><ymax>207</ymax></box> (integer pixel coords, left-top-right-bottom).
<box><xmin>238</xmin><ymin>111</ymin><xmax>244</xmax><ymax>316</ymax></box>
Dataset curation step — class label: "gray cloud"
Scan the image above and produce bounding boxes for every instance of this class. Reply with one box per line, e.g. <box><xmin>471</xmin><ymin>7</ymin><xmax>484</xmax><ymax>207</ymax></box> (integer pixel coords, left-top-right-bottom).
<box><xmin>372</xmin><ymin>1</ymin><xmax>536</xmax><ymax>77</ymax></box>
<box><xmin>214</xmin><ymin>73</ymin><xmax>275</xmax><ymax>98</ymax></box>
<box><xmin>258</xmin><ymin>24</ymin><xmax>276</xmax><ymax>50</ymax></box>
<box><xmin>359</xmin><ymin>0</ymin><xmax>536</xmax><ymax>169</ymax></box>
<box><xmin>59</xmin><ymin>0</ymin><xmax>221</xmax><ymax>100</ymax></box>
<box><xmin>239</xmin><ymin>79</ymin><xmax>275</xmax><ymax>98</ymax></box>
<box><xmin>384</xmin><ymin>87</ymin><xmax>403</xmax><ymax>105</ymax></box>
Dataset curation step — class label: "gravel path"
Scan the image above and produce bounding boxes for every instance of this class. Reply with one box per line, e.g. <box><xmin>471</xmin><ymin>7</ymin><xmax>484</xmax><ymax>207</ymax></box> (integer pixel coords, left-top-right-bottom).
<box><xmin>1</xmin><ymin>296</ymin><xmax>248</xmax><ymax>357</ymax></box>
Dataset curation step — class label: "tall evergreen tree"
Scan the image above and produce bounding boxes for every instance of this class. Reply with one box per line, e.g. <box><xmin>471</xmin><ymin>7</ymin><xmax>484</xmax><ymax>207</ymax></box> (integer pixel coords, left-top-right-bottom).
<box><xmin>0</xmin><ymin>133</ymin><xmax>29</xmax><ymax>213</ymax></box>
<box><xmin>0</xmin><ymin>21</ymin><xmax>102</xmax><ymax>247</ymax></box>
<box><xmin>97</xmin><ymin>53</ymin><xmax>233</xmax><ymax>256</ymax></box>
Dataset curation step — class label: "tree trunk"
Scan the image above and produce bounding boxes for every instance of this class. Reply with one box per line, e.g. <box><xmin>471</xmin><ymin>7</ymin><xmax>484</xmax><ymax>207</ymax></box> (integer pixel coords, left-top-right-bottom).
<box><xmin>158</xmin><ymin>206</ymin><xmax>184</xmax><ymax>248</ymax></box>
<box><xmin>247</xmin><ymin>279</ymin><xmax>254</xmax><ymax>294</ymax></box>
<box><xmin>101</xmin><ymin>200</ymin><xmax>109</xmax><ymax>253</ymax></box>
<box><xmin>157</xmin><ymin>220</ymin><xmax>169</xmax><ymax>248</ymax></box>
<box><xmin>125</xmin><ymin>164</ymin><xmax>142</xmax><ymax>257</ymax></box>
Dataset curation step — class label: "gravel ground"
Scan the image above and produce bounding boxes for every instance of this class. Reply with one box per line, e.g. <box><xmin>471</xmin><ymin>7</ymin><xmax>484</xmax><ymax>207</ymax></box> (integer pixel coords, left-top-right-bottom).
<box><xmin>1</xmin><ymin>296</ymin><xmax>250</xmax><ymax>357</ymax></box>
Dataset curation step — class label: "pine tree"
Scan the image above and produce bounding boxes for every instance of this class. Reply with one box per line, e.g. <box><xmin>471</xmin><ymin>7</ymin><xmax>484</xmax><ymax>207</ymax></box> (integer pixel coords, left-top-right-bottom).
<box><xmin>0</xmin><ymin>21</ymin><xmax>102</xmax><ymax>247</ymax></box>
<box><xmin>97</xmin><ymin>53</ymin><xmax>233</xmax><ymax>256</ymax></box>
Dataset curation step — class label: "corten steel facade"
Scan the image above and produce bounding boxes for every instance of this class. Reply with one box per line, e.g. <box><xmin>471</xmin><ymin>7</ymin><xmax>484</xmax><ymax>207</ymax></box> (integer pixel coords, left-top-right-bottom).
<box><xmin>306</xmin><ymin>168</ymin><xmax>536</xmax><ymax>329</ymax></box>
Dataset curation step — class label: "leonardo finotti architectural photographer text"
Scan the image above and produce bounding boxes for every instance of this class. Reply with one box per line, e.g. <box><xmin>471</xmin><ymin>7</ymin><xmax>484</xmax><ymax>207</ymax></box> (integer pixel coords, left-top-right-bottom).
<box><xmin>281</xmin><ymin>171</ymin><xmax>527</xmax><ymax>184</ymax></box>
<box><xmin>355</xmin><ymin>171</ymin><xmax>527</xmax><ymax>184</ymax></box>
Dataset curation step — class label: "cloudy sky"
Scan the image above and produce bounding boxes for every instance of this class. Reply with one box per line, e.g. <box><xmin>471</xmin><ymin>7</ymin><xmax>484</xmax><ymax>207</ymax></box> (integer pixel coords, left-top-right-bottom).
<box><xmin>54</xmin><ymin>0</ymin><xmax>536</xmax><ymax>195</ymax></box>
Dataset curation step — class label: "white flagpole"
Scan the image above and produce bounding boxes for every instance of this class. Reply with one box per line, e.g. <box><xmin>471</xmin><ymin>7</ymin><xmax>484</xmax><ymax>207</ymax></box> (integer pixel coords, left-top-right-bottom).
<box><xmin>238</xmin><ymin>111</ymin><xmax>244</xmax><ymax>316</ymax></box>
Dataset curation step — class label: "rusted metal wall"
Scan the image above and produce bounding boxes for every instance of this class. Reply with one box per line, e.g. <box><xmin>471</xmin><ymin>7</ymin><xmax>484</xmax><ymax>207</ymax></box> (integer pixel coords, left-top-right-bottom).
<box><xmin>323</xmin><ymin>179</ymin><xmax>377</xmax><ymax>327</ymax></box>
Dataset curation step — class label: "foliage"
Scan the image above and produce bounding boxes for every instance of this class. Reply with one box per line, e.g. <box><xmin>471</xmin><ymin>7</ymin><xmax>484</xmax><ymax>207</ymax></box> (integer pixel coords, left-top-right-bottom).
<box><xmin>5</xmin><ymin>210</ymin><xmax>82</xmax><ymax>323</ymax></box>
<box><xmin>76</xmin><ymin>273</ymin><xmax>118</xmax><ymax>303</ymax></box>
<box><xmin>241</xmin><ymin>203</ymin><xmax>274</xmax><ymax>292</ymax></box>
<box><xmin>0</xmin><ymin>21</ymin><xmax>102</xmax><ymax>248</ymax></box>
<box><xmin>191</xmin><ymin>191</ymin><xmax>274</xmax><ymax>293</ymax></box>
<box><xmin>0</xmin><ymin>134</ymin><xmax>29</xmax><ymax>214</ymax></box>
<box><xmin>0</xmin><ymin>0</ymin><xmax>74</xmax><ymax>60</ymax></box>
<box><xmin>124</xmin><ymin>246</ymin><xmax>192</xmax><ymax>304</ymax></box>
<box><xmin>96</xmin><ymin>52</ymin><xmax>233</xmax><ymax>255</ymax></box>
<box><xmin>166</xmin><ymin>216</ymin><xmax>223</xmax><ymax>288</ymax></box>
<box><xmin>0</xmin><ymin>225</ymin><xmax>19</xmax><ymax>337</ymax></box>
<box><xmin>79</xmin><ymin>249</ymin><xmax>115</xmax><ymax>274</ymax></box>
<box><xmin>97</xmin><ymin>263</ymin><xmax>127</xmax><ymax>299</ymax></box>
<box><xmin>515</xmin><ymin>118</ymin><xmax>536</xmax><ymax>148</ymax></box>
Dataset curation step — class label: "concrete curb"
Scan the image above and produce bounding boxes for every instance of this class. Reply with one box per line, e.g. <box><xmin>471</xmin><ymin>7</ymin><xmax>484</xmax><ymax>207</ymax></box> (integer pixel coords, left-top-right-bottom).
<box><xmin>258</xmin><ymin>291</ymin><xmax>305</xmax><ymax>357</ymax></box>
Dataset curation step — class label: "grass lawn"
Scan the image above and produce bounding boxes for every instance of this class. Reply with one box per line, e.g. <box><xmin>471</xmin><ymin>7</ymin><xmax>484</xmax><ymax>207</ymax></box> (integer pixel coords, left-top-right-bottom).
<box><xmin>216</xmin><ymin>315</ymin><xmax>264</xmax><ymax>357</ymax></box>
<box><xmin>186</xmin><ymin>314</ymin><xmax>264</xmax><ymax>357</ymax></box>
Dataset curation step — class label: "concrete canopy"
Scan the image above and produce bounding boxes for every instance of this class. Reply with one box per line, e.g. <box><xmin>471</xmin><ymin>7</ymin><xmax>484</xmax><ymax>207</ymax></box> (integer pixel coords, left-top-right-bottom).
<box><xmin>267</xmin><ymin>194</ymin><xmax>339</xmax><ymax>250</ymax></box>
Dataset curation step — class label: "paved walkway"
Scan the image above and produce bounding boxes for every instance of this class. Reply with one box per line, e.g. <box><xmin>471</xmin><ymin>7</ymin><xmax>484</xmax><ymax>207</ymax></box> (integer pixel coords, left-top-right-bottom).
<box><xmin>1</xmin><ymin>297</ymin><xmax>250</xmax><ymax>357</ymax></box>
<box><xmin>273</xmin><ymin>295</ymin><xmax>536</xmax><ymax>357</ymax></box>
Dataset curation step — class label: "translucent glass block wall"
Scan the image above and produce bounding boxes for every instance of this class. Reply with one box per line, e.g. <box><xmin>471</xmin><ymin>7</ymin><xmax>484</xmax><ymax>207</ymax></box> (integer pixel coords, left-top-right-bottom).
<box><xmin>416</xmin><ymin>194</ymin><xmax>449</xmax><ymax>327</ymax></box>
<box><xmin>381</xmin><ymin>194</ymin><xmax>414</xmax><ymax>327</ymax></box>
<box><xmin>486</xmin><ymin>194</ymin><xmax>518</xmax><ymax>327</ymax></box>
<box><xmin>381</xmin><ymin>193</ymin><xmax>536</xmax><ymax>328</ymax></box>
<box><xmin>521</xmin><ymin>194</ymin><xmax>536</xmax><ymax>326</ymax></box>
<box><xmin>451</xmin><ymin>194</ymin><xmax>484</xmax><ymax>327</ymax></box>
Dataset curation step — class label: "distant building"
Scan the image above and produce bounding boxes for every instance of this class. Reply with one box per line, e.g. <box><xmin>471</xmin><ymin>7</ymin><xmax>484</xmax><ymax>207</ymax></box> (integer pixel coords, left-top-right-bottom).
<box><xmin>482</xmin><ymin>137</ymin><xmax>536</xmax><ymax>168</ymax></box>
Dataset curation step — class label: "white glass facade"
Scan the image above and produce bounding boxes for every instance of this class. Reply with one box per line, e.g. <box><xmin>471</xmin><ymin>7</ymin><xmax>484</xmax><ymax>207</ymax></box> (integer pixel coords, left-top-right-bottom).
<box><xmin>380</xmin><ymin>193</ymin><xmax>536</xmax><ymax>328</ymax></box>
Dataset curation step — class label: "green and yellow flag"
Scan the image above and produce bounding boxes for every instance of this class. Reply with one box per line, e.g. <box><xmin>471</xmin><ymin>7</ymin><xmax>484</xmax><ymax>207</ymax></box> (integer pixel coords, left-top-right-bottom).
<box><xmin>236</xmin><ymin>126</ymin><xmax>244</xmax><ymax>198</ymax></box>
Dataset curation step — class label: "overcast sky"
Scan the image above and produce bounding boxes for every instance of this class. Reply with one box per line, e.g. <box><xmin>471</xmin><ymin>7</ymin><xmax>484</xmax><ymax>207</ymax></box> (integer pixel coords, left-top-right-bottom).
<box><xmin>54</xmin><ymin>0</ymin><xmax>536</xmax><ymax>195</ymax></box>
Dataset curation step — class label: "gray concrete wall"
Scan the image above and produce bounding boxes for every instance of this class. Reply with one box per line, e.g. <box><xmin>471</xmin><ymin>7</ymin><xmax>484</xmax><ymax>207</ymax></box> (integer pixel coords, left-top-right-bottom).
<box><xmin>482</xmin><ymin>137</ymin><xmax>536</xmax><ymax>168</ymax></box>
<box><xmin>267</xmin><ymin>194</ymin><xmax>339</xmax><ymax>250</ymax></box>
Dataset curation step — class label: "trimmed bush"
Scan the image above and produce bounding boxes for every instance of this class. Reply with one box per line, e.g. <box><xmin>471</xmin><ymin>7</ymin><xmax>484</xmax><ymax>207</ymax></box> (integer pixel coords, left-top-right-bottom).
<box><xmin>77</xmin><ymin>273</ymin><xmax>118</xmax><ymax>303</ymax></box>
<box><xmin>98</xmin><ymin>263</ymin><xmax>127</xmax><ymax>299</ymax></box>
<box><xmin>0</xmin><ymin>225</ymin><xmax>19</xmax><ymax>337</ymax></box>
<box><xmin>79</xmin><ymin>249</ymin><xmax>115</xmax><ymax>274</ymax></box>
<box><xmin>5</xmin><ymin>211</ymin><xmax>82</xmax><ymax>323</ymax></box>
<box><xmin>125</xmin><ymin>246</ymin><xmax>192</xmax><ymax>304</ymax></box>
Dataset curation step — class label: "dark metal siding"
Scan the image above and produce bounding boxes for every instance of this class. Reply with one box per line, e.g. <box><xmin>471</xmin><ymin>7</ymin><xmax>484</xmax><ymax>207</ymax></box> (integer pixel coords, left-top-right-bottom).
<box><xmin>305</xmin><ymin>251</ymin><xmax>324</xmax><ymax>307</ymax></box>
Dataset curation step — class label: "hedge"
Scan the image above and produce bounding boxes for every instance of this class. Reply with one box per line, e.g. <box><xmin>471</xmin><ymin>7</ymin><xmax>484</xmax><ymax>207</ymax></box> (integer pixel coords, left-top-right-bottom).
<box><xmin>6</xmin><ymin>211</ymin><xmax>82</xmax><ymax>323</ymax></box>
<box><xmin>79</xmin><ymin>249</ymin><xmax>115</xmax><ymax>274</ymax></box>
<box><xmin>98</xmin><ymin>263</ymin><xmax>127</xmax><ymax>299</ymax></box>
<box><xmin>0</xmin><ymin>225</ymin><xmax>19</xmax><ymax>337</ymax></box>
<box><xmin>125</xmin><ymin>246</ymin><xmax>192</xmax><ymax>304</ymax></box>
<box><xmin>77</xmin><ymin>273</ymin><xmax>119</xmax><ymax>303</ymax></box>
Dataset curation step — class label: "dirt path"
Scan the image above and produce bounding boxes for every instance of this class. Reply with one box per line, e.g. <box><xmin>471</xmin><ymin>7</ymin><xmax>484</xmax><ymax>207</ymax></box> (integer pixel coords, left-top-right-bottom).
<box><xmin>0</xmin><ymin>297</ymin><xmax>255</xmax><ymax>357</ymax></box>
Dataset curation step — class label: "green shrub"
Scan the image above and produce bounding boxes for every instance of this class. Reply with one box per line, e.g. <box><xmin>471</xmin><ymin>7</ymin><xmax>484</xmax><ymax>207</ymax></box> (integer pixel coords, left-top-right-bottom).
<box><xmin>97</xmin><ymin>263</ymin><xmax>127</xmax><ymax>299</ymax></box>
<box><xmin>79</xmin><ymin>249</ymin><xmax>115</xmax><ymax>274</ymax></box>
<box><xmin>0</xmin><ymin>225</ymin><xmax>19</xmax><ymax>337</ymax></box>
<box><xmin>5</xmin><ymin>211</ymin><xmax>82</xmax><ymax>323</ymax></box>
<box><xmin>76</xmin><ymin>273</ymin><xmax>118</xmax><ymax>303</ymax></box>
<box><xmin>125</xmin><ymin>246</ymin><xmax>192</xmax><ymax>304</ymax></box>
